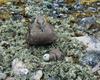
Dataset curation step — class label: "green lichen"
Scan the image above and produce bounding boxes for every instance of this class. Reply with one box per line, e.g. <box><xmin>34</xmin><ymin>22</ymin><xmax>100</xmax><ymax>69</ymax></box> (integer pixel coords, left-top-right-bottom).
<box><xmin>43</xmin><ymin>61</ymin><xmax>97</xmax><ymax>80</ymax></box>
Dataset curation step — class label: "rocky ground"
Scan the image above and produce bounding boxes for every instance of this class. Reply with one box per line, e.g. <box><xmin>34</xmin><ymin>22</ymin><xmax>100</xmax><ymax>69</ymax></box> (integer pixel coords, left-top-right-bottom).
<box><xmin>0</xmin><ymin>0</ymin><xmax>100</xmax><ymax>80</ymax></box>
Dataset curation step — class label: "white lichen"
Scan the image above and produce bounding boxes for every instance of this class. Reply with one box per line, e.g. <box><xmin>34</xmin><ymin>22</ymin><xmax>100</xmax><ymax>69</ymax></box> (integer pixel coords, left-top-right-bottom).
<box><xmin>12</xmin><ymin>58</ymin><xmax>29</xmax><ymax>76</ymax></box>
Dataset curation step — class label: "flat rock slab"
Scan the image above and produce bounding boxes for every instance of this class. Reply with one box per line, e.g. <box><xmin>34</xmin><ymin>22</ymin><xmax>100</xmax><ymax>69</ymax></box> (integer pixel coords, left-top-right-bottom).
<box><xmin>74</xmin><ymin>35</ymin><xmax>100</xmax><ymax>51</ymax></box>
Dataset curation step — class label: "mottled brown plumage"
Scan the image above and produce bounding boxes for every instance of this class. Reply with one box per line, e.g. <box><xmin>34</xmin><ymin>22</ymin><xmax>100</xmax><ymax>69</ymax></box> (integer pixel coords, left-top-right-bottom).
<box><xmin>49</xmin><ymin>48</ymin><xmax>64</xmax><ymax>61</ymax></box>
<box><xmin>26</xmin><ymin>16</ymin><xmax>57</xmax><ymax>46</ymax></box>
<box><xmin>43</xmin><ymin>48</ymin><xmax>64</xmax><ymax>61</ymax></box>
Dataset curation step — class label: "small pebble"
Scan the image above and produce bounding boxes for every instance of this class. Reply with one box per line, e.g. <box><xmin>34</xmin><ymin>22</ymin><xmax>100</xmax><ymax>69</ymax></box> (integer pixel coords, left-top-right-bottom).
<box><xmin>87</xmin><ymin>7</ymin><xmax>97</xmax><ymax>12</ymax></box>
<box><xmin>74</xmin><ymin>4</ymin><xmax>84</xmax><ymax>10</ymax></box>
<box><xmin>65</xmin><ymin>56</ymin><xmax>73</xmax><ymax>63</ymax></box>
<box><xmin>25</xmin><ymin>6</ymin><xmax>30</xmax><ymax>14</ymax></box>
<box><xmin>53</xmin><ymin>3</ymin><xmax>59</xmax><ymax>8</ymax></box>
<box><xmin>97</xmin><ymin>2</ymin><xmax>100</xmax><ymax>6</ymax></box>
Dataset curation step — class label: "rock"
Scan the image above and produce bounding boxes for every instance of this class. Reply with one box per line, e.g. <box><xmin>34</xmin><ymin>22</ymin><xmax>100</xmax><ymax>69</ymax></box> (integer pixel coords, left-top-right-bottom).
<box><xmin>94</xmin><ymin>31</ymin><xmax>100</xmax><ymax>41</ymax></box>
<box><xmin>87</xmin><ymin>7</ymin><xmax>97</xmax><ymax>12</ymax></box>
<box><xmin>98</xmin><ymin>70</ymin><xmax>100</xmax><ymax>75</ymax></box>
<box><xmin>80</xmin><ymin>51</ymin><xmax>100</xmax><ymax>68</ymax></box>
<box><xmin>0</xmin><ymin>72</ymin><xmax>6</xmax><ymax>80</ymax></box>
<box><xmin>65</xmin><ymin>56</ymin><xmax>73</xmax><ymax>63</ymax></box>
<box><xmin>6</xmin><ymin>77</ymin><xmax>15</xmax><ymax>80</ymax></box>
<box><xmin>92</xmin><ymin>62</ymin><xmax>100</xmax><ymax>73</ymax></box>
<box><xmin>53</xmin><ymin>0</ymin><xmax>64</xmax><ymax>8</ymax></box>
<box><xmin>25</xmin><ymin>6</ymin><xmax>30</xmax><ymax>14</ymax></box>
<box><xmin>74</xmin><ymin>35</ymin><xmax>100</xmax><ymax>51</ymax></box>
<box><xmin>30</xmin><ymin>70</ymin><xmax>43</xmax><ymax>80</ymax></box>
<box><xmin>26</xmin><ymin>15</ymin><xmax>57</xmax><ymax>46</ymax></box>
<box><xmin>74</xmin><ymin>3</ymin><xmax>84</xmax><ymax>10</ymax></box>
<box><xmin>43</xmin><ymin>48</ymin><xmax>64</xmax><ymax>61</ymax></box>
<box><xmin>48</xmin><ymin>76</ymin><xmax>59</xmax><ymax>80</ymax></box>
<box><xmin>53</xmin><ymin>3</ymin><xmax>59</xmax><ymax>9</ymax></box>
<box><xmin>12</xmin><ymin>58</ymin><xmax>29</xmax><ymax>76</ymax></box>
<box><xmin>79</xmin><ymin>17</ymin><xmax>96</xmax><ymax>27</ymax></box>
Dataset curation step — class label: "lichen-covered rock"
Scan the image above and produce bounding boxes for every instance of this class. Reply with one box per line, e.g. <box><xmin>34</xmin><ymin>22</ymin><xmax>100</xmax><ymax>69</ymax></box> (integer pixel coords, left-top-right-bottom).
<box><xmin>0</xmin><ymin>71</ymin><xmax>6</xmax><ymax>80</ymax></box>
<box><xmin>26</xmin><ymin>15</ymin><xmax>57</xmax><ymax>46</ymax></box>
<box><xmin>12</xmin><ymin>58</ymin><xmax>29</xmax><ymax>76</ymax></box>
<box><xmin>30</xmin><ymin>70</ymin><xmax>43</xmax><ymax>80</ymax></box>
<box><xmin>94</xmin><ymin>30</ymin><xmax>100</xmax><ymax>41</ymax></box>
<box><xmin>74</xmin><ymin>35</ymin><xmax>100</xmax><ymax>51</ymax></box>
<box><xmin>92</xmin><ymin>62</ymin><xmax>100</xmax><ymax>73</ymax></box>
<box><xmin>6</xmin><ymin>77</ymin><xmax>15</xmax><ymax>80</ymax></box>
<box><xmin>80</xmin><ymin>51</ymin><xmax>100</xmax><ymax>68</ymax></box>
<box><xmin>79</xmin><ymin>17</ymin><xmax>96</xmax><ymax>27</ymax></box>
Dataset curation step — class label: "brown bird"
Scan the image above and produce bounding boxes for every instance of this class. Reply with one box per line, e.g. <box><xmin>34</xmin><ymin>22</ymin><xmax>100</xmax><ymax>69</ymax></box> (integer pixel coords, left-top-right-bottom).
<box><xmin>26</xmin><ymin>15</ymin><xmax>57</xmax><ymax>46</ymax></box>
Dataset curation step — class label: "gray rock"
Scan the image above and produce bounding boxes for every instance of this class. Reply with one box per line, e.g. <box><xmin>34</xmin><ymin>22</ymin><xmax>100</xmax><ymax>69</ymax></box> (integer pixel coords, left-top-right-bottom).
<box><xmin>87</xmin><ymin>7</ymin><xmax>97</xmax><ymax>12</ymax></box>
<box><xmin>6</xmin><ymin>77</ymin><xmax>15</xmax><ymax>80</ymax></box>
<box><xmin>74</xmin><ymin>4</ymin><xmax>84</xmax><ymax>10</ymax></box>
<box><xmin>74</xmin><ymin>35</ymin><xmax>100</xmax><ymax>51</ymax></box>
<box><xmin>79</xmin><ymin>17</ymin><xmax>96</xmax><ymax>27</ymax></box>
<box><xmin>48</xmin><ymin>76</ymin><xmax>59</xmax><ymax>80</ymax></box>
<box><xmin>80</xmin><ymin>51</ymin><xmax>100</xmax><ymax>68</ymax></box>
<box><xmin>12</xmin><ymin>58</ymin><xmax>29</xmax><ymax>76</ymax></box>
<box><xmin>30</xmin><ymin>70</ymin><xmax>43</xmax><ymax>80</ymax></box>
<box><xmin>0</xmin><ymin>72</ymin><xmax>6</xmax><ymax>80</ymax></box>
